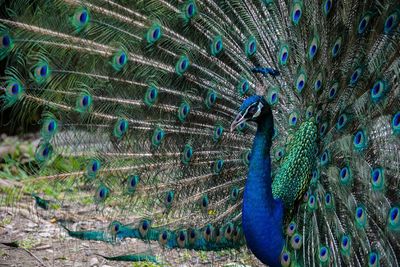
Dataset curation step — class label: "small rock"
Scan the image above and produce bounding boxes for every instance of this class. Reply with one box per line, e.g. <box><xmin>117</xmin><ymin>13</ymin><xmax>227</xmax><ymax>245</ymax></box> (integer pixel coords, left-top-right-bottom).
<box><xmin>27</xmin><ymin>222</ymin><xmax>38</xmax><ymax>228</ymax></box>
<box><xmin>11</xmin><ymin>230</ymin><xmax>20</xmax><ymax>235</ymax></box>
<box><xmin>39</xmin><ymin>232</ymin><xmax>51</xmax><ymax>238</ymax></box>
<box><xmin>89</xmin><ymin>257</ymin><xmax>99</xmax><ymax>267</ymax></box>
<box><xmin>35</xmin><ymin>244</ymin><xmax>51</xmax><ymax>250</ymax></box>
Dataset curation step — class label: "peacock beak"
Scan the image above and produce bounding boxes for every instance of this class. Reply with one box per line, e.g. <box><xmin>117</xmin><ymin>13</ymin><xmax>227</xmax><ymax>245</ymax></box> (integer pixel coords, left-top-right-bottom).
<box><xmin>230</xmin><ymin>112</ymin><xmax>247</xmax><ymax>132</ymax></box>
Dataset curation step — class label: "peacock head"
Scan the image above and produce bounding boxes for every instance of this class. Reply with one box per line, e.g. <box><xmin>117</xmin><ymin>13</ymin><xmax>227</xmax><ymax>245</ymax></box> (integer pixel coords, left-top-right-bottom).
<box><xmin>231</xmin><ymin>95</ymin><xmax>271</xmax><ymax>132</ymax></box>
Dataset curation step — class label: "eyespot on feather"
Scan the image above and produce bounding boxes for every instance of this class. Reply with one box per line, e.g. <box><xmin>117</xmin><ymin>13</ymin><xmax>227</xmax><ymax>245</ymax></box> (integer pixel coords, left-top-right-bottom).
<box><xmin>71</xmin><ymin>7</ymin><xmax>90</xmax><ymax>31</ymax></box>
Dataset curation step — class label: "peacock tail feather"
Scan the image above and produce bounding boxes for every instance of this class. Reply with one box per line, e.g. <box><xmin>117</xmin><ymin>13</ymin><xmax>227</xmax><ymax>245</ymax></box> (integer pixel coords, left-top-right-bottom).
<box><xmin>1</xmin><ymin>0</ymin><xmax>399</xmax><ymax>266</ymax></box>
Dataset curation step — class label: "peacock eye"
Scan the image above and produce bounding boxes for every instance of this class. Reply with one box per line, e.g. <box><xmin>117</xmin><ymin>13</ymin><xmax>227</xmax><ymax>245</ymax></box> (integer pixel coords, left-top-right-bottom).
<box><xmin>95</xmin><ymin>186</ymin><xmax>109</xmax><ymax>202</ymax></box>
<box><xmin>35</xmin><ymin>142</ymin><xmax>53</xmax><ymax>163</ymax></box>
<box><xmin>280</xmin><ymin>250</ymin><xmax>291</xmax><ymax>266</ymax></box>
<box><xmin>368</xmin><ymin>252</ymin><xmax>379</xmax><ymax>267</ymax></box>
<box><xmin>355</xmin><ymin>205</ymin><xmax>367</xmax><ymax>228</ymax></box>
<box><xmin>291</xmin><ymin>233</ymin><xmax>302</xmax><ymax>250</ymax></box>
<box><xmin>162</xmin><ymin>231</ymin><xmax>168</xmax><ymax>240</ymax></box>
<box><xmin>319</xmin><ymin>246</ymin><xmax>330</xmax><ymax>263</ymax></box>
<box><xmin>245</xmin><ymin>36</ymin><xmax>257</xmax><ymax>57</ymax></box>
<box><xmin>248</xmin><ymin>105</ymin><xmax>258</xmax><ymax>115</ymax></box>
<box><xmin>72</xmin><ymin>7</ymin><xmax>90</xmax><ymax>31</ymax></box>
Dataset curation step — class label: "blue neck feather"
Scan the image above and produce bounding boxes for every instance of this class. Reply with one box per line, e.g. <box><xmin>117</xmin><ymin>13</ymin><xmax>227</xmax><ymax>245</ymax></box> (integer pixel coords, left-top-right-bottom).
<box><xmin>242</xmin><ymin>113</ymin><xmax>285</xmax><ymax>267</ymax></box>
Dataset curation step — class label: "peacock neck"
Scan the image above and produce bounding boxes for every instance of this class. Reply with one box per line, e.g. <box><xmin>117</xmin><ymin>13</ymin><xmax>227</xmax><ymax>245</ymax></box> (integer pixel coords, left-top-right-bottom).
<box><xmin>242</xmin><ymin>114</ymin><xmax>285</xmax><ymax>267</ymax></box>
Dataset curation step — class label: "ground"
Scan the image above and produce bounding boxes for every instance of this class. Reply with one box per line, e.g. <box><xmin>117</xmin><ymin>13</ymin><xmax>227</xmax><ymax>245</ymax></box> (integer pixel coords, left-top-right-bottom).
<box><xmin>0</xmin><ymin>134</ymin><xmax>263</xmax><ymax>267</ymax></box>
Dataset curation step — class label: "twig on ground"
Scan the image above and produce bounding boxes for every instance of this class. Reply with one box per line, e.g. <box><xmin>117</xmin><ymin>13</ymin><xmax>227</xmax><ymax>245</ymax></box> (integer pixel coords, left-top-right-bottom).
<box><xmin>21</xmin><ymin>247</ymin><xmax>50</xmax><ymax>267</ymax></box>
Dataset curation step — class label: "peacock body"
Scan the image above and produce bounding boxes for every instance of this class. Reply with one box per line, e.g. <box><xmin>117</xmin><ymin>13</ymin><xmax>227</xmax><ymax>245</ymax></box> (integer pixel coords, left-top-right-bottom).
<box><xmin>0</xmin><ymin>0</ymin><xmax>399</xmax><ymax>266</ymax></box>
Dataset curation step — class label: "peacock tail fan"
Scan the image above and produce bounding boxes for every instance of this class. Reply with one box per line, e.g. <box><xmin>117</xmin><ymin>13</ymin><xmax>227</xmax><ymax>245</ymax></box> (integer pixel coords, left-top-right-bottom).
<box><xmin>0</xmin><ymin>0</ymin><xmax>399</xmax><ymax>266</ymax></box>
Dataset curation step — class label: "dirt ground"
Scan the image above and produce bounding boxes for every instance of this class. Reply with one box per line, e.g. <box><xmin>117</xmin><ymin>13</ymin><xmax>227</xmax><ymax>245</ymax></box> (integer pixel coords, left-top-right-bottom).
<box><xmin>0</xmin><ymin>134</ymin><xmax>264</xmax><ymax>267</ymax></box>
<box><xmin>0</xmin><ymin>192</ymin><xmax>263</xmax><ymax>267</ymax></box>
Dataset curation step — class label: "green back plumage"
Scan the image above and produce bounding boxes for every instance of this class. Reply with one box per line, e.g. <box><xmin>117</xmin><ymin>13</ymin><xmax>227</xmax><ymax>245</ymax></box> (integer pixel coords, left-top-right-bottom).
<box><xmin>1</xmin><ymin>0</ymin><xmax>399</xmax><ymax>265</ymax></box>
<box><xmin>272</xmin><ymin>120</ymin><xmax>317</xmax><ymax>210</ymax></box>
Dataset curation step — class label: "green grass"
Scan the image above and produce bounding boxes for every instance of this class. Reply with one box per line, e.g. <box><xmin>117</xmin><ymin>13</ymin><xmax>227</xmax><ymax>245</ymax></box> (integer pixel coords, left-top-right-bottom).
<box><xmin>19</xmin><ymin>236</ymin><xmax>41</xmax><ymax>250</ymax></box>
<box><xmin>0</xmin><ymin>216</ymin><xmax>12</xmax><ymax>227</ymax></box>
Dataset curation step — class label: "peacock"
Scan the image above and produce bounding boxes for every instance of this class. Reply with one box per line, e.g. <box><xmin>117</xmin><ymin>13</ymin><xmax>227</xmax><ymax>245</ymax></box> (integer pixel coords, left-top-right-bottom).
<box><xmin>0</xmin><ymin>0</ymin><xmax>399</xmax><ymax>266</ymax></box>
